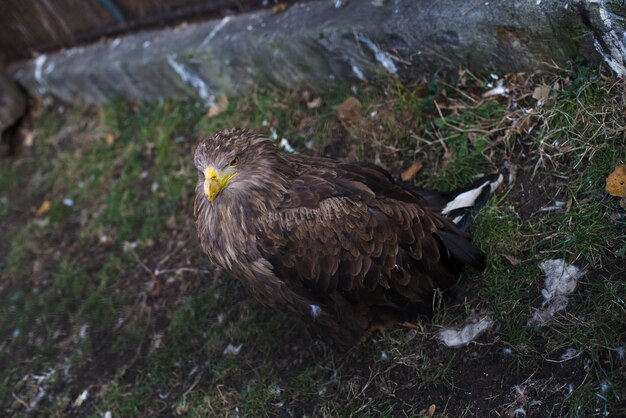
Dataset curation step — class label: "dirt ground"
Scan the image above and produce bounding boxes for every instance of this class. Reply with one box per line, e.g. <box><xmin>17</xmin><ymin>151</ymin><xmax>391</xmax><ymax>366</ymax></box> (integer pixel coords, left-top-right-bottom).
<box><xmin>0</xmin><ymin>68</ymin><xmax>624</xmax><ymax>417</ymax></box>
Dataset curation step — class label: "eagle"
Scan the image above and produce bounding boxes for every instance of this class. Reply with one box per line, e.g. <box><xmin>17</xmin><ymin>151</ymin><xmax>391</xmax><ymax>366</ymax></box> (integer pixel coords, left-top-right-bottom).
<box><xmin>194</xmin><ymin>128</ymin><xmax>502</xmax><ymax>347</ymax></box>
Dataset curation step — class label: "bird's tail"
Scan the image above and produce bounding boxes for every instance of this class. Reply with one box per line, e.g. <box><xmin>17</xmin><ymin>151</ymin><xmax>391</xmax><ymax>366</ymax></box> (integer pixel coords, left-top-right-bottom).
<box><xmin>411</xmin><ymin>171</ymin><xmax>505</xmax><ymax>232</ymax></box>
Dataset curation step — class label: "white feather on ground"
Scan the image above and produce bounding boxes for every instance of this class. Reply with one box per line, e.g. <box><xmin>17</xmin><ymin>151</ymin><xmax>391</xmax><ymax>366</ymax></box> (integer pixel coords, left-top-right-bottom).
<box><xmin>438</xmin><ymin>316</ymin><xmax>494</xmax><ymax>348</ymax></box>
<box><xmin>442</xmin><ymin>173</ymin><xmax>504</xmax><ymax>217</ymax></box>
<box><xmin>527</xmin><ymin>259</ymin><xmax>585</xmax><ymax>326</ymax></box>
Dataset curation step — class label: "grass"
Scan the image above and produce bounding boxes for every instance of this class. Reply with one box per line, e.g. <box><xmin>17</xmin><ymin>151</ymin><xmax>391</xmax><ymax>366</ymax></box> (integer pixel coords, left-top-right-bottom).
<box><xmin>0</xmin><ymin>67</ymin><xmax>624</xmax><ymax>417</ymax></box>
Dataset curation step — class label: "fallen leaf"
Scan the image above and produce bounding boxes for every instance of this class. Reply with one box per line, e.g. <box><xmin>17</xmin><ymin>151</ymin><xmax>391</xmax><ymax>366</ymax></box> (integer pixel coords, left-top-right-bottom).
<box><xmin>511</xmin><ymin>113</ymin><xmax>536</xmax><ymax>135</ymax></box>
<box><xmin>502</xmin><ymin>254</ymin><xmax>521</xmax><ymax>265</ymax></box>
<box><xmin>427</xmin><ymin>404</ymin><xmax>436</xmax><ymax>418</ymax></box>
<box><xmin>605</xmin><ymin>164</ymin><xmax>626</xmax><ymax>197</ymax></box>
<box><xmin>147</xmin><ymin>279</ymin><xmax>163</xmax><ymax>298</ymax></box>
<box><xmin>504</xmin><ymin>72</ymin><xmax>527</xmax><ymax>85</ymax></box>
<box><xmin>532</xmin><ymin>85</ymin><xmax>551</xmax><ymax>101</ymax></box>
<box><xmin>620</xmin><ymin>197</ymin><xmax>626</xmax><ymax>210</ymax></box>
<box><xmin>296</xmin><ymin>116</ymin><xmax>314</xmax><ymax>130</ymax></box>
<box><xmin>336</xmin><ymin>96</ymin><xmax>362</xmax><ymax>126</ymax></box>
<box><xmin>400</xmin><ymin>162</ymin><xmax>423</xmax><ymax>181</ymax></box>
<box><xmin>271</xmin><ymin>3</ymin><xmax>288</xmax><ymax>14</ymax></box>
<box><xmin>105</xmin><ymin>132</ymin><xmax>117</xmax><ymax>146</ymax></box>
<box><xmin>23</xmin><ymin>130</ymin><xmax>34</xmax><ymax>147</ymax></box>
<box><xmin>306</xmin><ymin>97</ymin><xmax>322</xmax><ymax>109</ymax></box>
<box><xmin>207</xmin><ymin>96</ymin><xmax>229</xmax><ymax>118</ymax></box>
<box><xmin>35</xmin><ymin>200</ymin><xmax>51</xmax><ymax>216</ymax></box>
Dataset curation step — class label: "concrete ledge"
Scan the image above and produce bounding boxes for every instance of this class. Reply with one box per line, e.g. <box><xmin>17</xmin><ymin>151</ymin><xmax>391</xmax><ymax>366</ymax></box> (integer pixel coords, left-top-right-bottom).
<box><xmin>8</xmin><ymin>0</ymin><xmax>626</xmax><ymax>104</ymax></box>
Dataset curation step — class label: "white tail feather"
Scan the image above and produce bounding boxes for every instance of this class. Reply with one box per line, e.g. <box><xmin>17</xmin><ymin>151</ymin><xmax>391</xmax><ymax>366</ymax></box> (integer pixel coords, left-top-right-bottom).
<box><xmin>442</xmin><ymin>174</ymin><xmax>504</xmax><ymax>222</ymax></box>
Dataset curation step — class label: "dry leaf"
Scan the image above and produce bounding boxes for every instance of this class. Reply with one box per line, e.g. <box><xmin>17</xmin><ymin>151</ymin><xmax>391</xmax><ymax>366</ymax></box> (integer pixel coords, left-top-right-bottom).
<box><xmin>512</xmin><ymin>113</ymin><xmax>536</xmax><ymax>135</ymax></box>
<box><xmin>147</xmin><ymin>278</ymin><xmax>163</xmax><ymax>298</ymax></box>
<box><xmin>427</xmin><ymin>404</ymin><xmax>436</xmax><ymax>418</ymax></box>
<box><xmin>502</xmin><ymin>254</ymin><xmax>521</xmax><ymax>265</ymax></box>
<box><xmin>271</xmin><ymin>3</ymin><xmax>288</xmax><ymax>14</ymax></box>
<box><xmin>296</xmin><ymin>116</ymin><xmax>314</xmax><ymax>131</ymax></box>
<box><xmin>207</xmin><ymin>96</ymin><xmax>229</xmax><ymax>118</ymax></box>
<box><xmin>23</xmin><ymin>130</ymin><xmax>34</xmax><ymax>147</ymax></box>
<box><xmin>605</xmin><ymin>164</ymin><xmax>626</xmax><ymax>197</ymax></box>
<box><xmin>620</xmin><ymin>197</ymin><xmax>626</xmax><ymax>210</ymax></box>
<box><xmin>306</xmin><ymin>97</ymin><xmax>322</xmax><ymax>109</ymax></box>
<box><xmin>105</xmin><ymin>132</ymin><xmax>117</xmax><ymax>146</ymax></box>
<box><xmin>35</xmin><ymin>200</ymin><xmax>51</xmax><ymax>216</ymax></box>
<box><xmin>532</xmin><ymin>85</ymin><xmax>551</xmax><ymax>101</ymax></box>
<box><xmin>504</xmin><ymin>72</ymin><xmax>527</xmax><ymax>85</ymax></box>
<box><xmin>336</xmin><ymin>96</ymin><xmax>362</xmax><ymax>126</ymax></box>
<box><xmin>400</xmin><ymin>162</ymin><xmax>423</xmax><ymax>181</ymax></box>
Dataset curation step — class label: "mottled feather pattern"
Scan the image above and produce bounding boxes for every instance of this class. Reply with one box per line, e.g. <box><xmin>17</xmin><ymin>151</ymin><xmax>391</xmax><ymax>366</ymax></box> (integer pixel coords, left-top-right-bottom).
<box><xmin>194</xmin><ymin>128</ymin><xmax>491</xmax><ymax>347</ymax></box>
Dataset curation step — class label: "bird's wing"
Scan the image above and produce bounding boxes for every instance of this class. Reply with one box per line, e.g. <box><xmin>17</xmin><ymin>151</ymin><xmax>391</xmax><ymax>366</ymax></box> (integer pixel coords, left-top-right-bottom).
<box><xmin>255</xmin><ymin>162</ymin><xmax>484</xmax><ymax>301</ymax></box>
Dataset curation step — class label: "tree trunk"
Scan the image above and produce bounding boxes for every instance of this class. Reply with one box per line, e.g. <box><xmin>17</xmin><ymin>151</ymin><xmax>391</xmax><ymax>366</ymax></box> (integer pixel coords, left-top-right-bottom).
<box><xmin>8</xmin><ymin>0</ymin><xmax>626</xmax><ymax>104</ymax></box>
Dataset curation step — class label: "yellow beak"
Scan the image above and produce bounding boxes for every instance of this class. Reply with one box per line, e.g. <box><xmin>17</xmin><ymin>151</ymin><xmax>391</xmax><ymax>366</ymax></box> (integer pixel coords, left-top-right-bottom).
<box><xmin>203</xmin><ymin>167</ymin><xmax>236</xmax><ymax>203</ymax></box>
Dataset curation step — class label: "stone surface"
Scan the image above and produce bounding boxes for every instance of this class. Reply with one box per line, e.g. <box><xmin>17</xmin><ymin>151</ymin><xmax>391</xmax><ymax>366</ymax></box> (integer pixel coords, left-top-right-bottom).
<box><xmin>0</xmin><ymin>69</ymin><xmax>26</xmax><ymax>134</ymax></box>
<box><xmin>7</xmin><ymin>0</ymin><xmax>626</xmax><ymax>104</ymax></box>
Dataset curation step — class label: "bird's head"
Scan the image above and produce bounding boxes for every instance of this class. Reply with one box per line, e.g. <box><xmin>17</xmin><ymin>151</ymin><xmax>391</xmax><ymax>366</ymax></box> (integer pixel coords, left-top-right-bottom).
<box><xmin>193</xmin><ymin>128</ymin><xmax>288</xmax><ymax>205</ymax></box>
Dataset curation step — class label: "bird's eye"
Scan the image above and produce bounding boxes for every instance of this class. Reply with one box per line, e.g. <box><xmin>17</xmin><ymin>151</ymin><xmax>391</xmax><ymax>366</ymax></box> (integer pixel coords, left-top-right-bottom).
<box><xmin>229</xmin><ymin>156</ymin><xmax>239</xmax><ymax>167</ymax></box>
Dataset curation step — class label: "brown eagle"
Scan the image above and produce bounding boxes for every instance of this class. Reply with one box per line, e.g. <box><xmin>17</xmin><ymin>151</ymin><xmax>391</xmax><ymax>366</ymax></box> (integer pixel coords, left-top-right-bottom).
<box><xmin>194</xmin><ymin>128</ymin><xmax>502</xmax><ymax>347</ymax></box>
